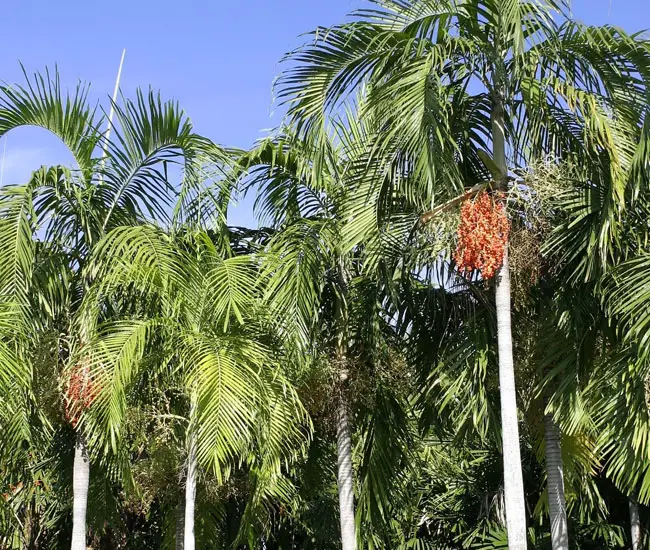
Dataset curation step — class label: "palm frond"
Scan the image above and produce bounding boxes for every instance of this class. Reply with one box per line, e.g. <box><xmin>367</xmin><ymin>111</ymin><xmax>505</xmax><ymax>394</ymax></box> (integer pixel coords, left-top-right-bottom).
<box><xmin>0</xmin><ymin>66</ymin><xmax>101</xmax><ymax>178</ymax></box>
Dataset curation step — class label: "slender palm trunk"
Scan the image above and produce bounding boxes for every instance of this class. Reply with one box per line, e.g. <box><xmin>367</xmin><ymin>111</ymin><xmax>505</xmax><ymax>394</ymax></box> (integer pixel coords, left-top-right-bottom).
<box><xmin>492</xmin><ymin>99</ymin><xmax>527</xmax><ymax>550</ymax></box>
<box><xmin>544</xmin><ymin>412</ymin><xmax>568</xmax><ymax>550</ymax></box>
<box><xmin>336</xmin><ymin>372</ymin><xmax>356</xmax><ymax>550</ymax></box>
<box><xmin>175</xmin><ymin>489</ymin><xmax>185</xmax><ymax>550</ymax></box>
<box><xmin>335</xmin><ymin>259</ymin><xmax>356</xmax><ymax>550</ymax></box>
<box><xmin>183</xmin><ymin>433</ymin><xmax>197</xmax><ymax>550</ymax></box>
<box><xmin>629</xmin><ymin>493</ymin><xmax>642</xmax><ymax>550</ymax></box>
<box><xmin>71</xmin><ymin>434</ymin><xmax>90</xmax><ymax>550</ymax></box>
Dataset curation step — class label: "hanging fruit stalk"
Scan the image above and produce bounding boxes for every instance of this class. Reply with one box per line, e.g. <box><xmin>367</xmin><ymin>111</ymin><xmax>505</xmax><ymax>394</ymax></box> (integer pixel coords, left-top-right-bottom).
<box><xmin>454</xmin><ymin>192</ymin><xmax>510</xmax><ymax>280</ymax></box>
<box><xmin>64</xmin><ymin>363</ymin><xmax>99</xmax><ymax>427</ymax></box>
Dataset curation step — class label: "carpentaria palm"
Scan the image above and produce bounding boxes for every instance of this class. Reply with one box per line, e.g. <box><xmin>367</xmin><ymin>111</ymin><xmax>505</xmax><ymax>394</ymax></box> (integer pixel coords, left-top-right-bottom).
<box><xmin>239</xmin><ymin>116</ymin><xmax>436</xmax><ymax>548</ymax></box>
<box><xmin>81</xmin><ymin>223</ymin><xmax>310</xmax><ymax>549</ymax></box>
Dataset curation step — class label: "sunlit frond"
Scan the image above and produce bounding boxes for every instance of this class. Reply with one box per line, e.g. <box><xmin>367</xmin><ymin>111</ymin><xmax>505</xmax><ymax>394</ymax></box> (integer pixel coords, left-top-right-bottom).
<box><xmin>0</xmin><ymin>66</ymin><xmax>101</xmax><ymax>177</ymax></box>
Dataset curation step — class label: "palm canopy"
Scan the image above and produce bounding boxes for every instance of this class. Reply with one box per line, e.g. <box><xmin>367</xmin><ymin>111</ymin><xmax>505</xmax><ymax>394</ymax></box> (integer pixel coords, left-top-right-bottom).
<box><xmin>238</xmin><ymin>115</ymin><xmax>427</xmax><ymax>349</ymax></box>
<box><xmin>0</xmin><ymin>68</ymin><xmax>232</xmax><ymax>330</ymax></box>
<box><xmin>278</xmin><ymin>4</ymin><xmax>650</xmax><ymax>548</ymax></box>
<box><xmin>278</xmin><ymin>0</ymin><xmax>650</xmax><ymax>271</ymax></box>
<box><xmin>549</xmin><ymin>167</ymin><xmax>650</xmax><ymax>506</ymax></box>
<box><xmin>521</xmin><ymin>110</ymin><xmax>650</xmax><ymax>507</ymax></box>
<box><xmin>79</xmin><ymin>225</ymin><xmax>310</xmax><ymax>515</ymax></box>
<box><xmin>238</xmin><ymin>123</ymin><xmax>353</xmax><ymax>347</ymax></box>
<box><xmin>0</xmin><ymin>69</ymin><xmax>230</xmax><ymax>295</ymax></box>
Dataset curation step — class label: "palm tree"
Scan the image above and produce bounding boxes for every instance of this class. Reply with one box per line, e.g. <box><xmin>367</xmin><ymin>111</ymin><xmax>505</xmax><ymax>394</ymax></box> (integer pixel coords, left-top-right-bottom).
<box><xmin>574</xmin><ymin>154</ymin><xmax>650</xmax><ymax>549</ymax></box>
<box><xmin>238</xmin><ymin>117</ymin><xmax>434</xmax><ymax>548</ymax></box>
<box><xmin>277</xmin><ymin>1</ymin><xmax>650</xmax><ymax>546</ymax></box>
<box><xmin>82</xmin><ymin>224</ymin><xmax>310</xmax><ymax>549</ymax></box>
<box><xmin>532</xmin><ymin>120</ymin><xmax>650</xmax><ymax>544</ymax></box>
<box><xmin>239</xmin><ymin>127</ymin><xmax>360</xmax><ymax>549</ymax></box>
<box><xmin>0</xmin><ymin>68</ymin><xmax>227</xmax><ymax>549</ymax></box>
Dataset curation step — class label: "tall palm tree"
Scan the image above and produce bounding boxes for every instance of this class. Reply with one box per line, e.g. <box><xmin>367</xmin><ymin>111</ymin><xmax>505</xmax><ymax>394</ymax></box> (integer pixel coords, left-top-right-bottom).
<box><xmin>0</xmin><ymin>68</ymin><xmax>227</xmax><ymax>549</ymax></box>
<box><xmin>277</xmin><ymin>1</ymin><xmax>650</xmax><ymax>546</ymax></box>
<box><xmin>239</xmin><ymin>127</ymin><xmax>360</xmax><ymax>549</ymax></box>
<box><xmin>574</xmin><ymin>152</ymin><xmax>650</xmax><ymax>548</ymax></box>
<box><xmin>238</xmin><ymin>117</ymin><xmax>429</xmax><ymax>548</ymax></box>
<box><xmin>533</xmin><ymin>120</ymin><xmax>650</xmax><ymax>545</ymax></box>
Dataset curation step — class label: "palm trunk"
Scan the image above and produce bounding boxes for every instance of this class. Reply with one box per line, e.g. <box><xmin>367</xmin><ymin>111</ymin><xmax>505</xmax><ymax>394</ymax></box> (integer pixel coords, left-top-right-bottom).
<box><xmin>71</xmin><ymin>434</ymin><xmax>90</xmax><ymax>550</ymax></box>
<box><xmin>335</xmin><ymin>258</ymin><xmax>356</xmax><ymax>550</ymax></box>
<box><xmin>544</xmin><ymin>412</ymin><xmax>568</xmax><ymax>550</ymax></box>
<box><xmin>183</xmin><ymin>433</ymin><xmax>197</xmax><ymax>550</ymax></box>
<box><xmin>629</xmin><ymin>493</ymin><xmax>642</xmax><ymax>550</ymax></box>
<box><xmin>336</xmin><ymin>374</ymin><xmax>356</xmax><ymax>550</ymax></box>
<box><xmin>175</xmin><ymin>489</ymin><xmax>185</xmax><ymax>550</ymax></box>
<box><xmin>492</xmin><ymin>99</ymin><xmax>527</xmax><ymax>550</ymax></box>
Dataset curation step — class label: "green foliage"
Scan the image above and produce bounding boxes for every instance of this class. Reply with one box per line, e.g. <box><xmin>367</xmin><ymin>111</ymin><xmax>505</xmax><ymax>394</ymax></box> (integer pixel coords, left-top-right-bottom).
<box><xmin>4</xmin><ymin>3</ymin><xmax>650</xmax><ymax>546</ymax></box>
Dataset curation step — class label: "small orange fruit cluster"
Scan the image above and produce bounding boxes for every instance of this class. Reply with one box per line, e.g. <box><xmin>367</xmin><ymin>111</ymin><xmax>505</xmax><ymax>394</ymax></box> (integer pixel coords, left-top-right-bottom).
<box><xmin>453</xmin><ymin>193</ymin><xmax>510</xmax><ymax>280</ymax></box>
<box><xmin>64</xmin><ymin>364</ymin><xmax>99</xmax><ymax>427</ymax></box>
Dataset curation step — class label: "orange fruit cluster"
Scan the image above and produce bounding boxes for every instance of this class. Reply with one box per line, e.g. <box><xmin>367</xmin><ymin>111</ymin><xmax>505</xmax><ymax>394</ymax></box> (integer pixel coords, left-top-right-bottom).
<box><xmin>64</xmin><ymin>364</ymin><xmax>99</xmax><ymax>427</ymax></box>
<box><xmin>453</xmin><ymin>193</ymin><xmax>510</xmax><ymax>280</ymax></box>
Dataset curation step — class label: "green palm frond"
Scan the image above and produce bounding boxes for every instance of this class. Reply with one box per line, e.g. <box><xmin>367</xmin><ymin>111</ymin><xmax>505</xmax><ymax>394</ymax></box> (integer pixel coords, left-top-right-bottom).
<box><xmin>605</xmin><ymin>254</ymin><xmax>650</xmax><ymax>351</ymax></box>
<box><xmin>587</xmin><ymin>349</ymin><xmax>650</xmax><ymax>503</ymax></box>
<box><xmin>87</xmin><ymin>224</ymin><xmax>191</xmax><ymax>309</ymax></box>
<box><xmin>0</xmin><ymin>66</ymin><xmax>101</xmax><ymax>178</ymax></box>
<box><xmin>0</xmin><ymin>340</ymin><xmax>32</xmax><ymax>454</ymax></box>
<box><xmin>180</xmin><ymin>332</ymin><xmax>263</xmax><ymax>476</ymax></box>
<box><xmin>234</xmin><ymin>375</ymin><xmax>311</xmax><ymax>545</ymax></box>
<box><xmin>203</xmin><ymin>255</ymin><xmax>260</xmax><ymax>331</ymax></box>
<box><xmin>356</xmin><ymin>386</ymin><xmax>414</xmax><ymax>545</ymax></box>
<box><xmin>0</xmin><ymin>183</ymin><xmax>36</xmax><ymax>328</ymax></box>
<box><xmin>100</xmin><ymin>89</ymin><xmax>231</xmax><ymax>230</ymax></box>
<box><xmin>83</xmin><ymin>224</ymin><xmax>311</xmax><ymax>515</ymax></box>
<box><xmin>237</xmin><ymin>131</ymin><xmax>331</xmax><ymax>226</ymax></box>
<box><xmin>262</xmin><ymin>219</ymin><xmax>334</xmax><ymax>348</ymax></box>
<box><xmin>83</xmin><ymin>318</ymin><xmax>161</xmax><ymax>453</ymax></box>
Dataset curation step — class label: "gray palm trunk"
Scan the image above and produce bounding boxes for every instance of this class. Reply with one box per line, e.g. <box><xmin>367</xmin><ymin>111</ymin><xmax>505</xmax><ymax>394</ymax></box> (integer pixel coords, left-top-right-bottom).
<box><xmin>183</xmin><ymin>433</ymin><xmax>198</xmax><ymax>550</ymax></box>
<box><xmin>629</xmin><ymin>493</ymin><xmax>642</xmax><ymax>550</ymax></box>
<box><xmin>336</xmin><ymin>371</ymin><xmax>356</xmax><ymax>550</ymax></box>
<box><xmin>492</xmin><ymin>99</ymin><xmax>528</xmax><ymax>549</ymax></box>
<box><xmin>544</xmin><ymin>412</ymin><xmax>568</xmax><ymax>550</ymax></box>
<box><xmin>71</xmin><ymin>435</ymin><xmax>90</xmax><ymax>550</ymax></box>
<box><xmin>335</xmin><ymin>259</ymin><xmax>356</xmax><ymax>550</ymax></box>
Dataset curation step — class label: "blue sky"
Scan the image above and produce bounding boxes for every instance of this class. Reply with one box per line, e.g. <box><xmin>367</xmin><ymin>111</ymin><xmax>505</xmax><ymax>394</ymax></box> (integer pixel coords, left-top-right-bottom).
<box><xmin>1</xmin><ymin>0</ymin><xmax>648</xmax><ymax>225</ymax></box>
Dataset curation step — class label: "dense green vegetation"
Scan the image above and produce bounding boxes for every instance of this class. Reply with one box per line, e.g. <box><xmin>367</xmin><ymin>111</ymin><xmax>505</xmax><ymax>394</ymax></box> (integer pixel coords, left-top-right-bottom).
<box><xmin>3</xmin><ymin>1</ymin><xmax>650</xmax><ymax>548</ymax></box>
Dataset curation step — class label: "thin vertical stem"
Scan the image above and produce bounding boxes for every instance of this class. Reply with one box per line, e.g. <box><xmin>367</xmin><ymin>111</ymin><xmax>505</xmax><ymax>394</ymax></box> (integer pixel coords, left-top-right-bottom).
<box><xmin>630</xmin><ymin>493</ymin><xmax>642</xmax><ymax>550</ymax></box>
<box><xmin>70</xmin><ymin>435</ymin><xmax>90</xmax><ymax>550</ymax></box>
<box><xmin>184</xmin><ymin>395</ymin><xmax>198</xmax><ymax>550</ymax></box>
<box><xmin>492</xmin><ymin>98</ymin><xmax>527</xmax><ymax>550</ymax></box>
<box><xmin>544</xmin><ymin>411</ymin><xmax>568</xmax><ymax>550</ymax></box>
<box><xmin>335</xmin><ymin>257</ymin><xmax>356</xmax><ymax>550</ymax></box>
<box><xmin>336</xmin><ymin>381</ymin><xmax>356</xmax><ymax>550</ymax></box>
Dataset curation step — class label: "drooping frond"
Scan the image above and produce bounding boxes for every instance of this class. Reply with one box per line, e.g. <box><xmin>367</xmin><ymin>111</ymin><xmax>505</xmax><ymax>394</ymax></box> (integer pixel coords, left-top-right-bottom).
<box><xmin>202</xmin><ymin>254</ymin><xmax>260</xmax><ymax>331</ymax></box>
<box><xmin>237</xmin><ymin>131</ymin><xmax>332</xmax><ymax>226</ymax></box>
<box><xmin>0</xmin><ymin>66</ymin><xmax>101</xmax><ymax>178</ymax></box>
<box><xmin>262</xmin><ymin>219</ymin><xmax>335</xmax><ymax>348</ymax></box>
<box><xmin>0</xmin><ymin>183</ymin><xmax>36</xmax><ymax>330</ymax></box>
<box><xmin>87</xmin><ymin>224</ymin><xmax>192</xmax><ymax>312</ymax></box>
<box><xmin>605</xmin><ymin>253</ymin><xmax>650</xmax><ymax>351</ymax></box>
<box><xmin>83</xmin><ymin>318</ymin><xmax>161</xmax><ymax>453</ymax></box>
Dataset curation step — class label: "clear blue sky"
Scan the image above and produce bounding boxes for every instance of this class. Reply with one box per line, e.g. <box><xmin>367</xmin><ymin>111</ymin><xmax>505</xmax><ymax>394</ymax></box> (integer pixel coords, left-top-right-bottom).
<box><xmin>0</xmin><ymin>0</ymin><xmax>647</xmax><ymax>225</ymax></box>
